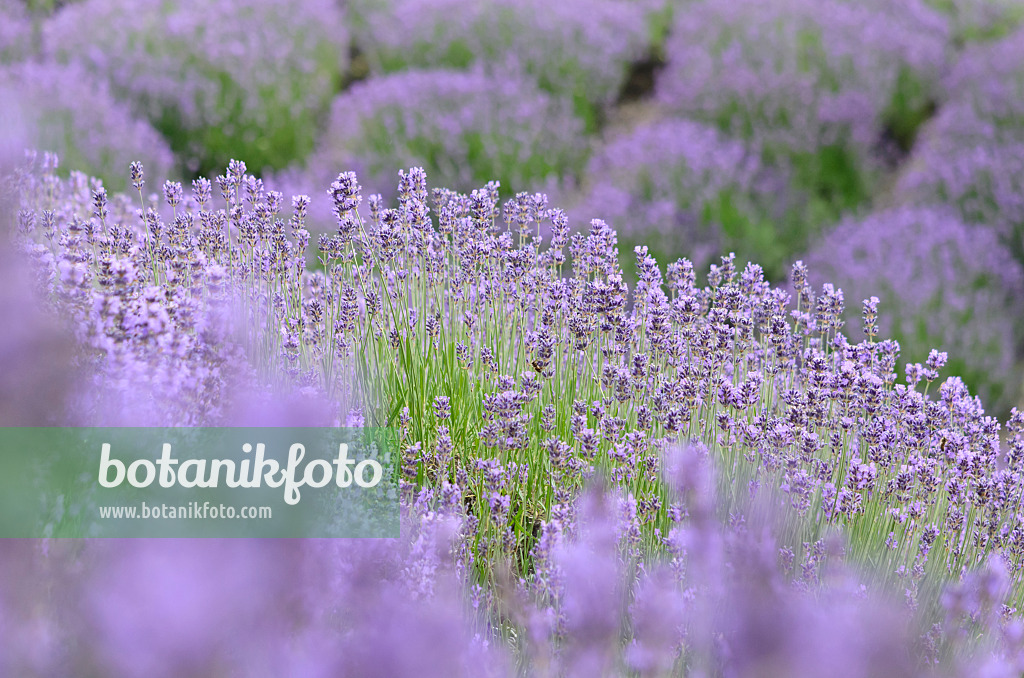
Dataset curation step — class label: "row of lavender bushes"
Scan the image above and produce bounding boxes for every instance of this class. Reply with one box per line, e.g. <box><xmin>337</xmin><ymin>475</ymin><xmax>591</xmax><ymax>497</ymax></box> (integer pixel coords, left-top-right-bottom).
<box><xmin>3</xmin><ymin>0</ymin><xmax>1024</xmax><ymax>413</ymax></box>
<box><xmin>5</xmin><ymin>153</ymin><xmax>1024</xmax><ymax>675</ymax></box>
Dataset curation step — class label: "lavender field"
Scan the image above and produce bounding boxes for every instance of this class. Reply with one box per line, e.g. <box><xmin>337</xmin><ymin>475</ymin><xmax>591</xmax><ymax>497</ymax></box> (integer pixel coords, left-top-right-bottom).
<box><xmin>4</xmin><ymin>0</ymin><xmax>1024</xmax><ymax>675</ymax></box>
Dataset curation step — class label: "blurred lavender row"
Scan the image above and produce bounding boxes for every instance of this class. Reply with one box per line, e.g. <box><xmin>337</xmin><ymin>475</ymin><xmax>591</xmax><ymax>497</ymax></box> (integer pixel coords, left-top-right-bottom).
<box><xmin>8</xmin><ymin>448</ymin><xmax>1023</xmax><ymax>678</ymax></box>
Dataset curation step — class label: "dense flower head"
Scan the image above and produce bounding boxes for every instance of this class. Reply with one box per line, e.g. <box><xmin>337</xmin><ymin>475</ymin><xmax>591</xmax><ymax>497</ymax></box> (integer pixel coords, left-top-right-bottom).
<box><xmin>274</xmin><ymin>68</ymin><xmax>587</xmax><ymax>227</ymax></box>
<box><xmin>574</xmin><ymin>118</ymin><xmax>794</xmax><ymax>280</ymax></box>
<box><xmin>42</xmin><ymin>0</ymin><xmax>347</xmax><ymax>175</ymax></box>
<box><xmin>801</xmin><ymin>205</ymin><xmax>1024</xmax><ymax>413</ymax></box>
<box><xmin>0</xmin><ymin>60</ymin><xmax>175</xmax><ymax>192</ymax></box>
<box><xmin>348</xmin><ymin>0</ymin><xmax>649</xmax><ymax>130</ymax></box>
<box><xmin>657</xmin><ymin>0</ymin><xmax>950</xmax><ymax>218</ymax></box>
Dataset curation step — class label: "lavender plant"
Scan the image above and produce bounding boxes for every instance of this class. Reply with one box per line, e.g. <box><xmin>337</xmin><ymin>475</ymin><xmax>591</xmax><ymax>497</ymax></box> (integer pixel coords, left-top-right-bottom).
<box><xmin>11</xmin><ymin>154</ymin><xmax>307</xmax><ymax>426</ymax></box>
<box><xmin>1</xmin><ymin>443</ymin><xmax>1020</xmax><ymax>676</ymax></box>
<box><xmin>657</xmin><ymin>0</ymin><xmax>950</xmax><ymax>222</ymax></box>
<box><xmin>895</xmin><ymin>119</ymin><xmax>1024</xmax><ymax>262</ymax></box>
<box><xmin>894</xmin><ymin>29</ymin><xmax>1024</xmax><ymax>261</ymax></box>
<box><xmin>0</xmin><ymin>0</ymin><xmax>33</xmax><ymax>63</ymax></box>
<box><xmin>347</xmin><ymin>0</ymin><xmax>649</xmax><ymax>131</ymax></box>
<box><xmin>0</xmin><ymin>203</ymin><xmax>76</xmax><ymax>426</ymax></box>
<box><xmin>940</xmin><ymin>25</ymin><xmax>1024</xmax><ymax>118</ymax></box>
<box><xmin>573</xmin><ymin>119</ymin><xmax>793</xmax><ymax>281</ymax></box>
<box><xmin>42</xmin><ymin>0</ymin><xmax>347</xmax><ymax>176</ymax></box>
<box><xmin>801</xmin><ymin>206</ymin><xmax>1024</xmax><ymax>415</ymax></box>
<box><xmin>0</xmin><ymin>505</ymin><xmax>511</xmax><ymax>677</ymax></box>
<box><xmin>11</xmin><ymin>156</ymin><xmax>1024</xmax><ymax>673</ymax></box>
<box><xmin>0</xmin><ymin>61</ymin><xmax>175</xmax><ymax>192</ymax></box>
<box><xmin>274</xmin><ymin>68</ymin><xmax>587</xmax><ymax>225</ymax></box>
<box><xmin>924</xmin><ymin>0</ymin><xmax>1024</xmax><ymax>43</ymax></box>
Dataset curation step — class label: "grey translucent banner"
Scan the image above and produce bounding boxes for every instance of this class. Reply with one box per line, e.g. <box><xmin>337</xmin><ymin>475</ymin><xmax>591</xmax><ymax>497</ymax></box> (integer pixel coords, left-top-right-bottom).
<box><xmin>0</xmin><ymin>427</ymin><xmax>399</xmax><ymax>537</ymax></box>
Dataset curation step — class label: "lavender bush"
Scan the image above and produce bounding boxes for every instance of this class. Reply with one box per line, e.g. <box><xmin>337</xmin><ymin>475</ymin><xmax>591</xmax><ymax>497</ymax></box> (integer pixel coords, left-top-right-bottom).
<box><xmin>573</xmin><ymin>119</ymin><xmax>792</xmax><ymax>281</ymax></box>
<box><xmin>801</xmin><ymin>205</ymin><xmax>1024</xmax><ymax>415</ymax></box>
<box><xmin>0</xmin><ymin>0</ymin><xmax>33</xmax><ymax>63</ymax></box>
<box><xmin>11</xmin><ymin>154</ymin><xmax>340</xmax><ymax>426</ymax></box>
<box><xmin>895</xmin><ymin>30</ymin><xmax>1024</xmax><ymax>261</ymax></box>
<box><xmin>0</xmin><ymin>197</ymin><xmax>77</xmax><ymax>427</ymax></box>
<box><xmin>896</xmin><ymin>119</ymin><xmax>1024</xmax><ymax>262</ymax></box>
<box><xmin>0</xmin><ymin>62</ymin><xmax>175</xmax><ymax>191</ymax></box>
<box><xmin>924</xmin><ymin>0</ymin><xmax>1024</xmax><ymax>43</ymax></box>
<box><xmin>347</xmin><ymin>0</ymin><xmax>650</xmax><ymax>131</ymax></box>
<box><xmin>932</xmin><ymin>26</ymin><xmax>1024</xmax><ymax>142</ymax></box>
<box><xmin>274</xmin><ymin>68</ymin><xmax>587</xmax><ymax>226</ymax></box>
<box><xmin>657</xmin><ymin>0</ymin><xmax>950</xmax><ymax>223</ymax></box>
<box><xmin>42</xmin><ymin>0</ymin><xmax>347</xmax><ymax>176</ymax></box>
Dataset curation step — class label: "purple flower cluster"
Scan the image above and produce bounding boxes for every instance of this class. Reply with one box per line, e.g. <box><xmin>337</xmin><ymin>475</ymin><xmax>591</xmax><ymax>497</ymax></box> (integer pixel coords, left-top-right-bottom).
<box><xmin>275</xmin><ymin>68</ymin><xmax>587</xmax><ymax>227</ymax></box>
<box><xmin>9</xmin><ymin>157</ymin><xmax>1024</xmax><ymax>675</ymax></box>
<box><xmin>0</xmin><ymin>230</ymin><xmax>76</xmax><ymax>425</ymax></box>
<box><xmin>896</xmin><ymin>133</ymin><xmax>1024</xmax><ymax>259</ymax></box>
<box><xmin>42</xmin><ymin>0</ymin><xmax>347</xmax><ymax>175</ymax></box>
<box><xmin>348</xmin><ymin>0</ymin><xmax>649</xmax><ymax>129</ymax></box>
<box><xmin>11</xmin><ymin>154</ymin><xmax>328</xmax><ymax>426</ymax></box>
<box><xmin>573</xmin><ymin>118</ymin><xmax>793</xmax><ymax>279</ymax></box>
<box><xmin>801</xmin><ymin>205</ymin><xmax>1023</xmax><ymax>413</ymax></box>
<box><xmin>0</xmin><ymin>504</ymin><xmax>510</xmax><ymax>677</ymax></box>
<box><xmin>0</xmin><ymin>0</ymin><xmax>33</xmax><ymax>64</ymax></box>
<box><xmin>657</xmin><ymin>0</ymin><xmax>950</xmax><ymax>215</ymax></box>
<box><xmin>4</xmin><ymin>443</ymin><xmax>1021</xmax><ymax>676</ymax></box>
<box><xmin>923</xmin><ymin>0</ymin><xmax>1024</xmax><ymax>43</ymax></box>
<box><xmin>895</xmin><ymin>28</ymin><xmax>1024</xmax><ymax>260</ymax></box>
<box><xmin>0</xmin><ymin>61</ymin><xmax>175</xmax><ymax>192</ymax></box>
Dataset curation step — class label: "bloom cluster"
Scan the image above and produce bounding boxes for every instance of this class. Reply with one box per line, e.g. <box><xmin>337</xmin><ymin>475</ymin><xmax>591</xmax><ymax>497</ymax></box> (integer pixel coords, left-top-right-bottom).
<box><xmin>348</xmin><ymin>0</ymin><xmax>650</xmax><ymax>130</ymax></box>
<box><xmin>923</xmin><ymin>0</ymin><xmax>1024</xmax><ymax>43</ymax></box>
<box><xmin>0</xmin><ymin>0</ymin><xmax>33</xmax><ymax>64</ymax></box>
<box><xmin>657</xmin><ymin>0</ymin><xmax>950</xmax><ymax>221</ymax></box>
<box><xmin>275</xmin><ymin>68</ymin><xmax>588</xmax><ymax>227</ymax></box>
<box><xmin>573</xmin><ymin>118</ymin><xmax>792</xmax><ymax>280</ymax></box>
<box><xmin>10</xmin><ymin>153</ymin><xmax>332</xmax><ymax>426</ymax></box>
<box><xmin>0</xmin><ymin>508</ymin><xmax>511</xmax><ymax>678</ymax></box>
<box><xmin>894</xmin><ymin>28</ymin><xmax>1024</xmax><ymax>262</ymax></box>
<box><xmin>0</xmin><ymin>61</ymin><xmax>175</xmax><ymax>192</ymax></box>
<box><xmin>42</xmin><ymin>0</ymin><xmax>347</xmax><ymax>176</ymax></box>
<box><xmin>801</xmin><ymin>205</ymin><xmax>1024</xmax><ymax>415</ymax></box>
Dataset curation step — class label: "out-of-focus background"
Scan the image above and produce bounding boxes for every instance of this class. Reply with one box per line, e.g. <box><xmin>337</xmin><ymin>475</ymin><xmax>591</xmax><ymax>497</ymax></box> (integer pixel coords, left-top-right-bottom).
<box><xmin>3</xmin><ymin>0</ymin><xmax>1024</xmax><ymax>413</ymax></box>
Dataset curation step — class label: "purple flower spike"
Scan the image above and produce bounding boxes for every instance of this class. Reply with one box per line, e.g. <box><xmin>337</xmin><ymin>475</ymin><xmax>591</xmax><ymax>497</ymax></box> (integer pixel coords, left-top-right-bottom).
<box><xmin>273</xmin><ymin>68</ymin><xmax>586</xmax><ymax>228</ymax></box>
<box><xmin>801</xmin><ymin>205</ymin><xmax>1023</xmax><ymax>412</ymax></box>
